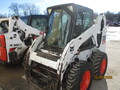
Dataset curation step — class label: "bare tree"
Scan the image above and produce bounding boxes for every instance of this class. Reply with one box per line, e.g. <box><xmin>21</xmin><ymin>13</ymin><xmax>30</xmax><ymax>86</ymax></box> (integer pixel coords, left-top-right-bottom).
<box><xmin>20</xmin><ymin>3</ymin><xmax>40</xmax><ymax>16</ymax></box>
<box><xmin>9</xmin><ymin>3</ymin><xmax>40</xmax><ymax>16</ymax></box>
<box><xmin>0</xmin><ymin>14</ymin><xmax>7</xmax><ymax>18</ymax></box>
<box><xmin>9</xmin><ymin>3</ymin><xmax>20</xmax><ymax>16</ymax></box>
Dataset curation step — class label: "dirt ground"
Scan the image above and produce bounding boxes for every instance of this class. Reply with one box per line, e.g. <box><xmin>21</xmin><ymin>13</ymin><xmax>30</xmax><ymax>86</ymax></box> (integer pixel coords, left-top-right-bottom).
<box><xmin>0</xmin><ymin>64</ymin><xmax>39</xmax><ymax>90</ymax></box>
<box><xmin>0</xmin><ymin>38</ymin><xmax>120</xmax><ymax>89</ymax></box>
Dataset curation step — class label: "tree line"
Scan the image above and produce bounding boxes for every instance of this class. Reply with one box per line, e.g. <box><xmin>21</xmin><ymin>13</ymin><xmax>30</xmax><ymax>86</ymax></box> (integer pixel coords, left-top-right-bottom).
<box><xmin>0</xmin><ymin>3</ymin><xmax>44</xmax><ymax>18</ymax></box>
<box><xmin>105</xmin><ymin>11</ymin><xmax>120</xmax><ymax>22</ymax></box>
<box><xmin>0</xmin><ymin>3</ymin><xmax>120</xmax><ymax>23</ymax></box>
<box><xmin>9</xmin><ymin>3</ymin><xmax>40</xmax><ymax>16</ymax></box>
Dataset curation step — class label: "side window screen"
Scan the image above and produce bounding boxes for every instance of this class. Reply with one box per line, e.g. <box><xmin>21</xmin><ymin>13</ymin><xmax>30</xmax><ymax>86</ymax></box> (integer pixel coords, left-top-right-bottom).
<box><xmin>76</xmin><ymin>14</ymin><xmax>82</xmax><ymax>25</ymax></box>
<box><xmin>75</xmin><ymin>10</ymin><xmax>93</xmax><ymax>34</ymax></box>
<box><xmin>83</xmin><ymin>11</ymin><xmax>93</xmax><ymax>30</ymax></box>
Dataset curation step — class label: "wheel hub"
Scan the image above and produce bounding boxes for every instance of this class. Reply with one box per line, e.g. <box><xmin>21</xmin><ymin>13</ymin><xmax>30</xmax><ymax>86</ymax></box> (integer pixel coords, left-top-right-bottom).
<box><xmin>100</xmin><ymin>58</ymin><xmax>107</xmax><ymax>74</ymax></box>
<box><xmin>80</xmin><ymin>70</ymin><xmax>91</xmax><ymax>90</ymax></box>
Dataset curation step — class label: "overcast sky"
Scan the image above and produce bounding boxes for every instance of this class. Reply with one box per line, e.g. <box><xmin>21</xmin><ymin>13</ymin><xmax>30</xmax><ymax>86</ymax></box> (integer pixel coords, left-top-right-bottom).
<box><xmin>0</xmin><ymin>0</ymin><xmax>120</xmax><ymax>14</ymax></box>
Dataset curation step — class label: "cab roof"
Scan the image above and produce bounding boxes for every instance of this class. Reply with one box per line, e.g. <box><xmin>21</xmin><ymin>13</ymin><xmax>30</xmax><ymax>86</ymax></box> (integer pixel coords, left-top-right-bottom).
<box><xmin>47</xmin><ymin>3</ymin><xmax>93</xmax><ymax>13</ymax></box>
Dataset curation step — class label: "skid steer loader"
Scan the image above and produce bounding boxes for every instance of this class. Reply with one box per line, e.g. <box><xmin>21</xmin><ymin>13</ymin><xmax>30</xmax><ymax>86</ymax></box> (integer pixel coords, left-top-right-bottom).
<box><xmin>24</xmin><ymin>3</ymin><xmax>108</xmax><ymax>90</ymax></box>
<box><xmin>0</xmin><ymin>16</ymin><xmax>47</xmax><ymax>64</ymax></box>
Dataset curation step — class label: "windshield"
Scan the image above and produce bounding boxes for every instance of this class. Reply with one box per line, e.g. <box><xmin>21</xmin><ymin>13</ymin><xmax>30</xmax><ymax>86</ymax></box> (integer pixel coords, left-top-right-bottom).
<box><xmin>46</xmin><ymin>9</ymin><xmax>71</xmax><ymax>48</ymax></box>
<box><xmin>31</xmin><ymin>18</ymin><xmax>47</xmax><ymax>31</ymax></box>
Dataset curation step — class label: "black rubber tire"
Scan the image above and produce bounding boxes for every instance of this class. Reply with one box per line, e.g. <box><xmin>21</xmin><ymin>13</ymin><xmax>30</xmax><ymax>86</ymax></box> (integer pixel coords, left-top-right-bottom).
<box><xmin>63</xmin><ymin>60</ymin><xmax>92</xmax><ymax>90</ymax></box>
<box><xmin>22</xmin><ymin>48</ymin><xmax>29</xmax><ymax>62</ymax></box>
<box><xmin>90</xmin><ymin>49</ymin><xmax>108</xmax><ymax>80</ymax></box>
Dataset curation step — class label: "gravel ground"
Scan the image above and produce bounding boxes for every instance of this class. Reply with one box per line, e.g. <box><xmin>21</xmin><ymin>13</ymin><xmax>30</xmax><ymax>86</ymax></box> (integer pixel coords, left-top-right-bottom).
<box><xmin>0</xmin><ymin>27</ymin><xmax>120</xmax><ymax>90</ymax></box>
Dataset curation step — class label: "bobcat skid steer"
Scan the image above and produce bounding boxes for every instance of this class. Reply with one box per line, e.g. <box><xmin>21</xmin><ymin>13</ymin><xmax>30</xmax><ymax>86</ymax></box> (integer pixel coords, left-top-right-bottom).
<box><xmin>24</xmin><ymin>3</ymin><xmax>108</xmax><ymax>90</ymax></box>
<box><xmin>0</xmin><ymin>16</ymin><xmax>46</xmax><ymax>64</ymax></box>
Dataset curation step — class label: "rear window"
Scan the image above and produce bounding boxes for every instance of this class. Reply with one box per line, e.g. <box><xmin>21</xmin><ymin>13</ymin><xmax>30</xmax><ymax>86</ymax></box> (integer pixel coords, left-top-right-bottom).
<box><xmin>31</xmin><ymin>18</ymin><xmax>47</xmax><ymax>31</ymax></box>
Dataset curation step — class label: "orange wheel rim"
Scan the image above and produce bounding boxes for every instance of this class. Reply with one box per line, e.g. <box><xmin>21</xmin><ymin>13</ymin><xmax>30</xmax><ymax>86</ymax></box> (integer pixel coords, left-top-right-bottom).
<box><xmin>80</xmin><ymin>70</ymin><xmax>91</xmax><ymax>90</ymax></box>
<box><xmin>100</xmin><ymin>58</ymin><xmax>107</xmax><ymax>74</ymax></box>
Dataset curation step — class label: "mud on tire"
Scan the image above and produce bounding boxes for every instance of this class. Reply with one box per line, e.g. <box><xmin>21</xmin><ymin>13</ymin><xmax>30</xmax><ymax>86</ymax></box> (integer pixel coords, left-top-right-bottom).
<box><xmin>90</xmin><ymin>49</ymin><xmax>108</xmax><ymax>80</ymax></box>
<box><xmin>63</xmin><ymin>60</ymin><xmax>92</xmax><ymax>90</ymax></box>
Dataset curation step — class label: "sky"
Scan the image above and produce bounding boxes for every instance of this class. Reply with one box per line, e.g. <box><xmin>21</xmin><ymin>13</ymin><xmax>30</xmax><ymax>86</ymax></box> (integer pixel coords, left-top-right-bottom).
<box><xmin>0</xmin><ymin>0</ymin><xmax>120</xmax><ymax>15</ymax></box>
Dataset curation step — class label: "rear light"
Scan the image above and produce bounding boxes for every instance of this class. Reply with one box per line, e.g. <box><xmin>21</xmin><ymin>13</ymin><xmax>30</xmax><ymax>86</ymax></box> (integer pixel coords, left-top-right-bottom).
<box><xmin>102</xmin><ymin>40</ymin><xmax>106</xmax><ymax>44</ymax></box>
<box><xmin>34</xmin><ymin>36</ymin><xmax>37</xmax><ymax>39</ymax></box>
<box><xmin>34</xmin><ymin>31</ymin><xmax>45</xmax><ymax>39</ymax></box>
<box><xmin>0</xmin><ymin>35</ymin><xmax>5</xmax><ymax>47</ymax></box>
<box><xmin>102</xmin><ymin>36</ymin><xmax>106</xmax><ymax>44</ymax></box>
<box><xmin>0</xmin><ymin>35</ymin><xmax>7</xmax><ymax>61</ymax></box>
<box><xmin>9</xmin><ymin>48</ymin><xmax>16</xmax><ymax>52</ymax></box>
<box><xmin>40</xmin><ymin>32</ymin><xmax>44</xmax><ymax>35</ymax></box>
